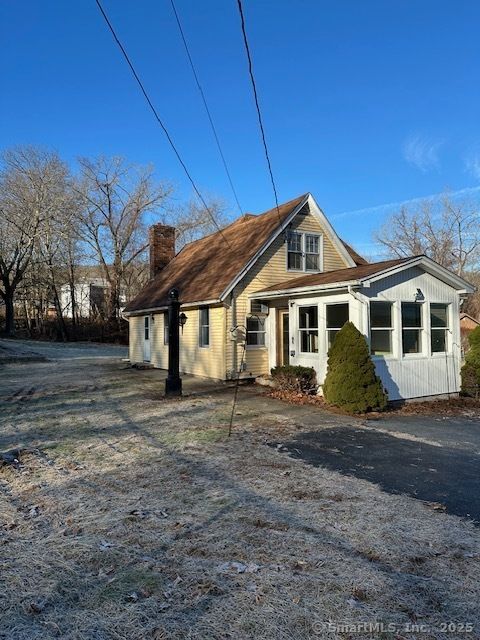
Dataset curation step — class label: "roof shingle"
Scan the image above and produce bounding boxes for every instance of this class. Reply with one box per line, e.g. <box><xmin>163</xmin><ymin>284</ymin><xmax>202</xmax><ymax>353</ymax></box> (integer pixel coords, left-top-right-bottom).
<box><xmin>252</xmin><ymin>258</ymin><xmax>412</xmax><ymax>293</ymax></box>
<box><xmin>124</xmin><ymin>194</ymin><xmax>308</xmax><ymax>313</ymax></box>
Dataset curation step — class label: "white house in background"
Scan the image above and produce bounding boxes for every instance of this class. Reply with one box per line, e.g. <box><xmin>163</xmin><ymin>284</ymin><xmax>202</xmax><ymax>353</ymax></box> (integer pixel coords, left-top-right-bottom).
<box><xmin>60</xmin><ymin>278</ymin><xmax>112</xmax><ymax>318</ymax></box>
<box><xmin>123</xmin><ymin>193</ymin><xmax>475</xmax><ymax>401</ymax></box>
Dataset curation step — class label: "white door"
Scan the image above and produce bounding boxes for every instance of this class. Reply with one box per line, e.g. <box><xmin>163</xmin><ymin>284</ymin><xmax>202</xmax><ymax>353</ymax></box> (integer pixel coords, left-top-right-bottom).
<box><xmin>143</xmin><ymin>315</ymin><xmax>151</xmax><ymax>362</ymax></box>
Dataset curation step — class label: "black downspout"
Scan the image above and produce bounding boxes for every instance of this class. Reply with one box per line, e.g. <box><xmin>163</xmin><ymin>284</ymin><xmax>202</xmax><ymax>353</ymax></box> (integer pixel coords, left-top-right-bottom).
<box><xmin>165</xmin><ymin>288</ymin><xmax>182</xmax><ymax>396</ymax></box>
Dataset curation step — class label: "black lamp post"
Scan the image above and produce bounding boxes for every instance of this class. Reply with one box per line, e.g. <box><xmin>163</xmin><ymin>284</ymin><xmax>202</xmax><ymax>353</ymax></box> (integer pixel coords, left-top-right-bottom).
<box><xmin>165</xmin><ymin>288</ymin><xmax>186</xmax><ymax>396</ymax></box>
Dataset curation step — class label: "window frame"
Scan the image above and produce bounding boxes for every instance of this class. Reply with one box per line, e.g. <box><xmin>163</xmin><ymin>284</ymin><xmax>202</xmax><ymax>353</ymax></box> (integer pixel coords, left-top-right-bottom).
<box><xmin>369</xmin><ymin>301</ymin><xmax>394</xmax><ymax>357</ymax></box>
<box><xmin>163</xmin><ymin>311</ymin><xmax>169</xmax><ymax>345</ymax></box>
<box><xmin>198</xmin><ymin>306</ymin><xmax>210</xmax><ymax>348</ymax></box>
<box><xmin>287</xmin><ymin>232</ymin><xmax>322</xmax><ymax>273</ymax></box>
<box><xmin>401</xmin><ymin>301</ymin><xmax>424</xmax><ymax>356</ymax></box>
<box><xmin>144</xmin><ymin>315</ymin><xmax>150</xmax><ymax>341</ymax></box>
<box><xmin>430</xmin><ymin>303</ymin><xmax>450</xmax><ymax>355</ymax></box>
<box><xmin>246</xmin><ymin>315</ymin><xmax>266</xmax><ymax>349</ymax></box>
<box><xmin>326</xmin><ymin>302</ymin><xmax>349</xmax><ymax>350</ymax></box>
<box><xmin>298</xmin><ymin>304</ymin><xmax>319</xmax><ymax>354</ymax></box>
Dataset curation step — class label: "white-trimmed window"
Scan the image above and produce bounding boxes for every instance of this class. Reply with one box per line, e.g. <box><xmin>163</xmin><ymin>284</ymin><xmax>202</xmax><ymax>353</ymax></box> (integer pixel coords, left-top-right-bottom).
<box><xmin>199</xmin><ymin>307</ymin><xmax>210</xmax><ymax>347</ymax></box>
<box><xmin>430</xmin><ymin>304</ymin><xmax>449</xmax><ymax>353</ymax></box>
<box><xmin>287</xmin><ymin>232</ymin><xmax>303</xmax><ymax>270</ymax></box>
<box><xmin>164</xmin><ymin>312</ymin><xmax>169</xmax><ymax>345</ymax></box>
<box><xmin>299</xmin><ymin>306</ymin><xmax>318</xmax><ymax>353</ymax></box>
<box><xmin>144</xmin><ymin>316</ymin><xmax>149</xmax><ymax>340</ymax></box>
<box><xmin>370</xmin><ymin>302</ymin><xmax>393</xmax><ymax>355</ymax></box>
<box><xmin>287</xmin><ymin>232</ymin><xmax>321</xmax><ymax>272</ymax></box>
<box><xmin>326</xmin><ymin>303</ymin><xmax>349</xmax><ymax>349</ymax></box>
<box><xmin>305</xmin><ymin>234</ymin><xmax>320</xmax><ymax>271</ymax></box>
<box><xmin>402</xmin><ymin>302</ymin><xmax>423</xmax><ymax>354</ymax></box>
<box><xmin>246</xmin><ymin>316</ymin><xmax>266</xmax><ymax>347</ymax></box>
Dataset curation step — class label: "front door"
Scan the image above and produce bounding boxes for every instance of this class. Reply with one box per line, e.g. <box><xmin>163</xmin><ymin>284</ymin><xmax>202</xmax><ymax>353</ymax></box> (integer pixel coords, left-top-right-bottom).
<box><xmin>277</xmin><ymin>310</ymin><xmax>290</xmax><ymax>366</ymax></box>
<box><xmin>143</xmin><ymin>315</ymin><xmax>151</xmax><ymax>362</ymax></box>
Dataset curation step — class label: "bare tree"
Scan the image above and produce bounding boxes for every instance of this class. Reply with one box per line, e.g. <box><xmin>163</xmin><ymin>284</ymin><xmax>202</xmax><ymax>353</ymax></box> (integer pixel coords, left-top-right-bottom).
<box><xmin>0</xmin><ymin>147</ymin><xmax>70</xmax><ymax>335</ymax></box>
<box><xmin>76</xmin><ymin>156</ymin><xmax>171</xmax><ymax>320</ymax></box>
<box><xmin>374</xmin><ymin>193</ymin><xmax>480</xmax><ymax>275</ymax></box>
<box><xmin>167</xmin><ymin>196</ymin><xmax>229</xmax><ymax>250</ymax></box>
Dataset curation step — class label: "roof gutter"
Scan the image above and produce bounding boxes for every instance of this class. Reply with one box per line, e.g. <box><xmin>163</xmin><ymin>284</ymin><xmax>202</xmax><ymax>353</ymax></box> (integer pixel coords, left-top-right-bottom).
<box><xmin>249</xmin><ymin>279</ymin><xmax>361</xmax><ymax>299</ymax></box>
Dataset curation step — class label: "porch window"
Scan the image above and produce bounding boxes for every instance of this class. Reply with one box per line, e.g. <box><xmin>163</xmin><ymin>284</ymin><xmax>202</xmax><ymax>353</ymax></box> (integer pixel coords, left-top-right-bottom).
<box><xmin>299</xmin><ymin>306</ymin><xmax>318</xmax><ymax>353</ymax></box>
<box><xmin>402</xmin><ymin>302</ymin><xmax>422</xmax><ymax>354</ymax></box>
<box><xmin>144</xmin><ymin>316</ymin><xmax>149</xmax><ymax>340</ymax></box>
<box><xmin>305</xmin><ymin>234</ymin><xmax>320</xmax><ymax>271</ymax></box>
<box><xmin>430</xmin><ymin>304</ymin><xmax>449</xmax><ymax>353</ymax></box>
<box><xmin>199</xmin><ymin>307</ymin><xmax>210</xmax><ymax>347</ymax></box>
<box><xmin>370</xmin><ymin>302</ymin><xmax>393</xmax><ymax>355</ymax></box>
<box><xmin>164</xmin><ymin>312</ymin><xmax>169</xmax><ymax>345</ymax></box>
<box><xmin>246</xmin><ymin>316</ymin><xmax>266</xmax><ymax>346</ymax></box>
<box><xmin>287</xmin><ymin>232</ymin><xmax>302</xmax><ymax>270</ymax></box>
<box><xmin>326</xmin><ymin>303</ymin><xmax>349</xmax><ymax>349</ymax></box>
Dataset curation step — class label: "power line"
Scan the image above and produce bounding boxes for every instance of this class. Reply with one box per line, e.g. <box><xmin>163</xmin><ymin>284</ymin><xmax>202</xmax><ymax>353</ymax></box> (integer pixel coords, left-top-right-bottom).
<box><xmin>94</xmin><ymin>0</ymin><xmax>276</xmax><ymax>291</ymax></box>
<box><xmin>169</xmin><ymin>0</ymin><xmax>244</xmax><ymax>218</ymax></box>
<box><xmin>95</xmin><ymin>0</ymin><xmax>235</xmax><ymax>251</ymax></box>
<box><xmin>236</xmin><ymin>0</ymin><xmax>282</xmax><ymax>225</ymax></box>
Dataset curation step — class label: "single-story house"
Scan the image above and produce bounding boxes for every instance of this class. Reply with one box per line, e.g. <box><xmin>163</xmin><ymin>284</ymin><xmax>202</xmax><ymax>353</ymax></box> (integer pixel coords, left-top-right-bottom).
<box><xmin>123</xmin><ymin>193</ymin><xmax>475</xmax><ymax>401</ymax></box>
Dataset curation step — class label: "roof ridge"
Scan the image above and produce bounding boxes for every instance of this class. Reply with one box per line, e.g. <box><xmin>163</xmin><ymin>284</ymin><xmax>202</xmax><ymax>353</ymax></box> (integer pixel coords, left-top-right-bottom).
<box><xmin>176</xmin><ymin>193</ymin><xmax>308</xmax><ymax>253</ymax></box>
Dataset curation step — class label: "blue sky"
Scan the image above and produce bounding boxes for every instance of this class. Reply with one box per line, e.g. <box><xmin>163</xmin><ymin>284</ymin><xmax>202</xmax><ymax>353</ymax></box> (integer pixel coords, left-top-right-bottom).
<box><xmin>1</xmin><ymin>1</ymin><xmax>480</xmax><ymax>258</ymax></box>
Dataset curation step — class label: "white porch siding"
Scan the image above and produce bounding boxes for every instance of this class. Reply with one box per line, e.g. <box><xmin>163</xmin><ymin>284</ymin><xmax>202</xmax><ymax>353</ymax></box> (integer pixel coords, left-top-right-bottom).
<box><xmin>362</xmin><ymin>266</ymin><xmax>462</xmax><ymax>400</ymax></box>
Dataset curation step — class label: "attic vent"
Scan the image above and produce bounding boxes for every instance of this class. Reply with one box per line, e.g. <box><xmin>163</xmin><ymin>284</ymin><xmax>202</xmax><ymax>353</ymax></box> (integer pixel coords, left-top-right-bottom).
<box><xmin>298</xmin><ymin>203</ymin><xmax>310</xmax><ymax>215</ymax></box>
<box><xmin>250</xmin><ymin>300</ymin><xmax>269</xmax><ymax>315</ymax></box>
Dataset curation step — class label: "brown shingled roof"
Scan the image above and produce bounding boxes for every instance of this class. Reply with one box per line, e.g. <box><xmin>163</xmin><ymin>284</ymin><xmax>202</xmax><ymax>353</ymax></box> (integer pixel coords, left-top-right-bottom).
<box><xmin>253</xmin><ymin>257</ymin><xmax>413</xmax><ymax>293</ymax></box>
<box><xmin>124</xmin><ymin>194</ymin><xmax>308</xmax><ymax>313</ymax></box>
<box><xmin>341</xmin><ymin>240</ymin><xmax>369</xmax><ymax>266</ymax></box>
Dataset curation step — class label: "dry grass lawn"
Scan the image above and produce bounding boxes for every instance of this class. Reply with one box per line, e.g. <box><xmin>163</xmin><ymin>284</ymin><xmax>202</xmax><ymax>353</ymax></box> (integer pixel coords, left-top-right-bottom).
<box><xmin>1</xmin><ymin>358</ymin><xmax>479</xmax><ymax>639</ymax></box>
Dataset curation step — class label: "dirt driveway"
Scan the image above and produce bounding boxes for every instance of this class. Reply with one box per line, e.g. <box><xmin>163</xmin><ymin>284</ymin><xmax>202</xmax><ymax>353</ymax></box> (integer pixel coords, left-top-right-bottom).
<box><xmin>1</xmin><ymin>348</ymin><xmax>480</xmax><ymax>639</ymax></box>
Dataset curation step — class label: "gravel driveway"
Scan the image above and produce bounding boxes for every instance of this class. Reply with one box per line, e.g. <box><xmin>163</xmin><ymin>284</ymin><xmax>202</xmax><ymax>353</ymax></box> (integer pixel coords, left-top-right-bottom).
<box><xmin>0</xmin><ymin>338</ymin><xmax>127</xmax><ymax>361</ymax></box>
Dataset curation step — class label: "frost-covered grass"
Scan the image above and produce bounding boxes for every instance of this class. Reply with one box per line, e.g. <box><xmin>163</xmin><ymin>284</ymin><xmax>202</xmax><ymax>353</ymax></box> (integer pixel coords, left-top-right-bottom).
<box><xmin>0</xmin><ymin>358</ymin><xmax>479</xmax><ymax>639</ymax></box>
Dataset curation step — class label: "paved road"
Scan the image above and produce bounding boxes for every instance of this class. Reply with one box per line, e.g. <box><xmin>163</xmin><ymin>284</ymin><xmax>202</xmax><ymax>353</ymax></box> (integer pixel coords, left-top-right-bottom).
<box><xmin>0</xmin><ymin>338</ymin><xmax>127</xmax><ymax>361</ymax></box>
<box><xmin>274</xmin><ymin>413</ymin><xmax>480</xmax><ymax>524</ymax></box>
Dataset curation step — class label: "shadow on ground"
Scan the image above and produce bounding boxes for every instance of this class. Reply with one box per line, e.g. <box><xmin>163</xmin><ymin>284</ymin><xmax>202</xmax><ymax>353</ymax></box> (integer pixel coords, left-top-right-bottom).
<box><xmin>272</xmin><ymin>426</ymin><xmax>480</xmax><ymax>524</ymax></box>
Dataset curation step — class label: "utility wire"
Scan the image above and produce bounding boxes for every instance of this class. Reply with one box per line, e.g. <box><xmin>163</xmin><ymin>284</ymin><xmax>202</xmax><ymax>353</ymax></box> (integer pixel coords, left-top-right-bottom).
<box><xmin>95</xmin><ymin>0</ymin><xmax>279</xmax><ymax>293</ymax></box>
<box><xmin>95</xmin><ymin>0</ymin><xmax>236</xmax><ymax>251</ymax></box>
<box><xmin>95</xmin><ymin>0</ymin><xmax>281</xmax><ymax>425</ymax></box>
<box><xmin>169</xmin><ymin>0</ymin><xmax>244</xmax><ymax>218</ymax></box>
<box><xmin>236</xmin><ymin>0</ymin><xmax>282</xmax><ymax>226</ymax></box>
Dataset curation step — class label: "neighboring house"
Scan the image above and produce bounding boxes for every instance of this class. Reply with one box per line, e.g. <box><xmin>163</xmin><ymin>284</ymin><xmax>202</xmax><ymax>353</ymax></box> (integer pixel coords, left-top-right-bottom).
<box><xmin>460</xmin><ymin>312</ymin><xmax>480</xmax><ymax>353</ymax></box>
<box><xmin>123</xmin><ymin>193</ymin><xmax>475</xmax><ymax>401</ymax></box>
<box><xmin>60</xmin><ymin>278</ymin><xmax>110</xmax><ymax>319</ymax></box>
<box><xmin>60</xmin><ymin>269</ymin><xmax>126</xmax><ymax>319</ymax></box>
<box><xmin>460</xmin><ymin>313</ymin><xmax>480</xmax><ymax>333</ymax></box>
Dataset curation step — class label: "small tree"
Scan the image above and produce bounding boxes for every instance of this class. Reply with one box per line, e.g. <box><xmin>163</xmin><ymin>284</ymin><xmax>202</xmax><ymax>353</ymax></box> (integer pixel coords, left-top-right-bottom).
<box><xmin>461</xmin><ymin>325</ymin><xmax>480</xmax><ymax>398</ymax></box>
<box><xmin>323</xmin><ymin>321</ymin><xmax>387</xmax><ymax>413</ymax></box>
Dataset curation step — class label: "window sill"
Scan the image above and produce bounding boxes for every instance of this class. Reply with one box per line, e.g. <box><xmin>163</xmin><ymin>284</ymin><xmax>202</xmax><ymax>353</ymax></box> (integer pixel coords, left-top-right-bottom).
<box><xmin>246</xmin><ymin>345</ymin><xmax>267</xmax><ymax>350</ymax></box>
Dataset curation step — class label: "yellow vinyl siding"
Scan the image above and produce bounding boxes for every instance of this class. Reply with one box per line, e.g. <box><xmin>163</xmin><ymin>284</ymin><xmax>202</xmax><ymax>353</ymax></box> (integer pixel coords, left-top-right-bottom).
<box><xmin>226</xmin><ymin>211</ymin><xmax>349</xmax><ymax>377</ymax></box>
<box><xmin>130</xmin><ymin>209</ymin><xmax>350</xmax><ymax>380</ymax></box>
<box><xmin>130</xmin><ymin>306</ymin><xmax>226</xmax><ymax>380</ymax></box>
<box><xmin>128</xmin><ymin>316</ymin><xmax>144</xmax><ymax>363</ymax></box>
<box><xmin>178</xmin><ymin>306</ymin><xmax>226</xmax><ymax>379</ymax></box>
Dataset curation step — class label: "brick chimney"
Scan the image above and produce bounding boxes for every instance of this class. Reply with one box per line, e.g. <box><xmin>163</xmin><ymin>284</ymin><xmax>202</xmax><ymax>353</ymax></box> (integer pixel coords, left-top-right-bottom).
<box><xmin>149</xmin><ymin>224</ymin><xmax>175</xmax><ymax>279</ymax></box>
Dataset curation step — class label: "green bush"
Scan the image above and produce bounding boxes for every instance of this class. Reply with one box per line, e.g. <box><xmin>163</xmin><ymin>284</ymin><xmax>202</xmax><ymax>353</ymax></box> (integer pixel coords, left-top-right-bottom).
<box><xmin>323</xmin><ymin>321</ymin><xmax>387</xmax><ymax>413</ymax></box>
<box><xmin>271</xmin><ymin>365</ymin><xmax>317</xmax><ymax>394</ymax></box>
<box><xmin>461</xmin><ymin>325</ymin><xmax>480</xmax><ymax>398</ymax></box>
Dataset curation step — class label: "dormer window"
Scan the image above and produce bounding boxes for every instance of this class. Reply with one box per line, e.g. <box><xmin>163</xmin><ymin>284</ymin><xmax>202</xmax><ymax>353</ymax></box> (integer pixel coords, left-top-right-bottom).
<box><xmin>287</xmin><ymin>232</ymin><xmax>322</xmax><ymax>272</ymax></box>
